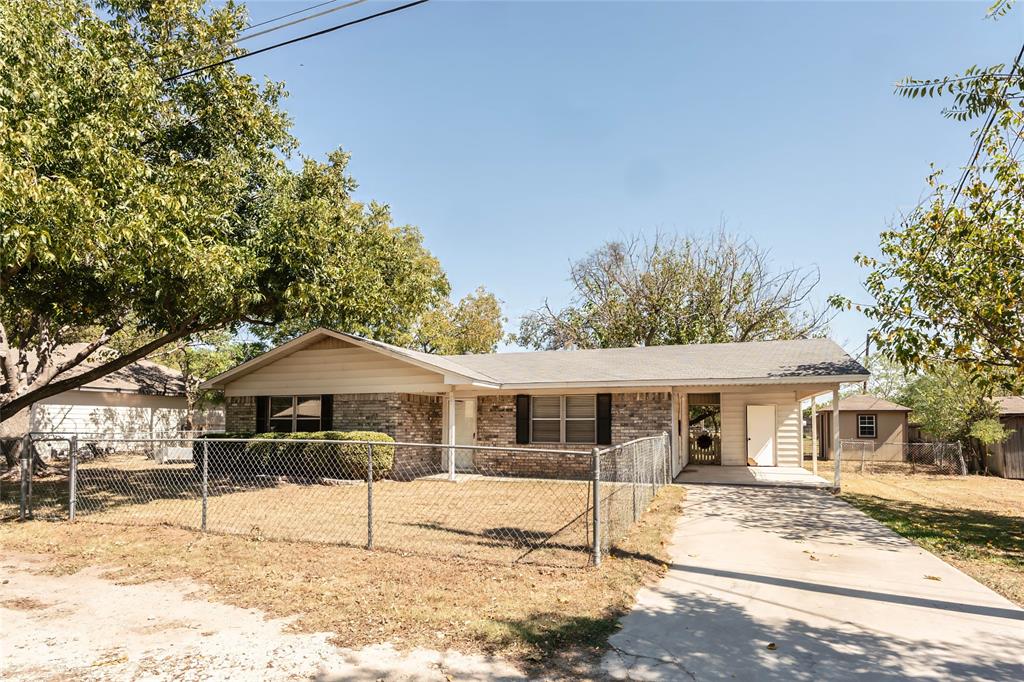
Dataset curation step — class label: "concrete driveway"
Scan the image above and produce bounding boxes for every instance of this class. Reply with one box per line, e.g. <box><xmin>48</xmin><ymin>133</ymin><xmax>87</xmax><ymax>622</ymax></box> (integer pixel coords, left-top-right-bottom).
<box><xmin>603</xmin><ymin>485</ymin><xmax>1024</xmax><ymax>680</ymax></box>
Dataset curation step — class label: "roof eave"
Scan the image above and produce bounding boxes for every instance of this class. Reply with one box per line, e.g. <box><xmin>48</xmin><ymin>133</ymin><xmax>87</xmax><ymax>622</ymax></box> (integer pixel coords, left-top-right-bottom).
<box><xmin>483</xmin><ymin>374</ymin><xmax>870</xmax><ymax>390</ymax></box>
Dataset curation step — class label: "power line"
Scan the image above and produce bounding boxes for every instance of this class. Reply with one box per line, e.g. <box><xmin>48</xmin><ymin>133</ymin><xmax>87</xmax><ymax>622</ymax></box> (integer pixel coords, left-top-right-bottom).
<box><xmin>947</xmin><ymin>40</ymin><xmax>1024</xmax><ymax>208</ymax></box>
<box><xmin>237</xmin><ymin>0</ymin><xmax>370</xmax><ymax>44</ymax></box>
<box><xmin>242</xmin><ymin>0</ymin><xmax>345</xmax><ymax>32</ymax></box>
<box><xmin>165</xmin><ymin>0</ymin><xmax>430</xmax><ymax>83</ymax></box>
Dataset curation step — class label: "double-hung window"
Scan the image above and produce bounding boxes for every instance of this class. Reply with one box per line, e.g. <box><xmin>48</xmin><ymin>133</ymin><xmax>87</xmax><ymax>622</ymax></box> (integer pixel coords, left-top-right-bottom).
<box><xmin>857</xmin><ymin>414</ymin><xmax>877</xmax><ymax>439</ymax></box>
<box><xmin>267</xmin><ymin>395</ymin><xmax>321</xmax><ymax>433</ymax></box>
<box><xmin>531</xmin><ymin>395</ymin><xmax>597</xmax><ymax>444</ymax></box>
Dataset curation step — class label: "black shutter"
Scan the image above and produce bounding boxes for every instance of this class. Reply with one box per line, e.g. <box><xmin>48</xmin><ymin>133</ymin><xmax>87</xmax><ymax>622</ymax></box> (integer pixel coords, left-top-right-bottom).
<box><xmin>515</xmin><ymin>394</ymin><xmax>530</xmax><ymax>444</ymax></box>
<box><xmin>596</xmin><ymin>393</ymin><xmax>612</xmax><ymax>445</ymax></box>
<box><xmin>255</xmin><ymin>396</ymin><xmax>268</xmax><ymax>434</ymax></box>
<box><xmin>320</xmin><ymin>394</ymin><xmax>333</xmax><ymax>431</ymax></box>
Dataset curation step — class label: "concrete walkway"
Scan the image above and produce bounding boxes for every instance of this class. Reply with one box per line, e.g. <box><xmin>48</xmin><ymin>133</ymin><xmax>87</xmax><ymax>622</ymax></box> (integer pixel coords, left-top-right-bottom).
<box><xmin>676</xmin><ymin>465</ymin><xmax>831</xmax><ymax>488</ymax></box>
<box><xmin>603</xmin><ymin>485</ymin><xmax>1024</xmax><ymax>680</ymax></box>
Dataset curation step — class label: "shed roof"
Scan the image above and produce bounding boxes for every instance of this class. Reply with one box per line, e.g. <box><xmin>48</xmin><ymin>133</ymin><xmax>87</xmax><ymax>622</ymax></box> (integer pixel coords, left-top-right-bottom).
<box><xmin>836</xmin><ymin>394</ymin><xmax>911</xmax><ymax>412</ymax></box>
<box><xmin>995</xmin><ymin>396</ymin><xmax>1024</xmax><ymax>416</ymax></box>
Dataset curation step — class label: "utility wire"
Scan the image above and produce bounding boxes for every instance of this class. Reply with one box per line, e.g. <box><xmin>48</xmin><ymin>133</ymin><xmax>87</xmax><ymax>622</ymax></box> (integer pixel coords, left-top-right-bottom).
<box><xmin>242</xmin><ymin>0</ymin><xmax>345</xmax><ymax>32</ymax></box>
<box><xmin>947</xmin><ymin>40</ymin><xmax>1024</xmax><ymax>208</ymax></box>
<box><xmin>237</xmin><ymin>0</ymin><xmax>369</xmax><ymax>44</ymax></box>
<box><xmin>165</xmin><ymin>0</ymin><xmax>430</xmax><ymax>83</ymax></box>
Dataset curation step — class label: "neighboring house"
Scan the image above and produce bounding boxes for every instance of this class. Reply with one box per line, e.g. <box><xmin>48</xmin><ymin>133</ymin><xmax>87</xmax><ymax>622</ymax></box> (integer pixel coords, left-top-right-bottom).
<box><xmin>1</xmin><ymin>344</ymin><xmax>224</xmax><ymax>444</ymax></box>
<box><xmin>987</xmin><ymin>396</ymin><xmax>1024</xmax><ymax>479</ymax></box>
<box><xmin>814</xmin><ymin>394</ymin><xmax>911</xmax><ymax>462</ymax></box>
<box><xmin>201</xmin><ymin>328</ymin><xmax>868</xmax><ymax>479</ymax></box>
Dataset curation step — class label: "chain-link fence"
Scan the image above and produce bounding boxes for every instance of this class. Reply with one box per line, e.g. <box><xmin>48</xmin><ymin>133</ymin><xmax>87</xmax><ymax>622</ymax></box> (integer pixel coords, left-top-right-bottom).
<box><xmin>594</xmin><ymin>434</ymin><xmax>672</xmax><ymax>560</ymax></box>
<box><xmin>837</xmin><ymin>440</ymin><xmax>966</xmax><ymax>477</ymax></box>
<box><xmin>7</xmin><ymin>432</ymin><xmax>673</xmax><ymax>567</ymax></box>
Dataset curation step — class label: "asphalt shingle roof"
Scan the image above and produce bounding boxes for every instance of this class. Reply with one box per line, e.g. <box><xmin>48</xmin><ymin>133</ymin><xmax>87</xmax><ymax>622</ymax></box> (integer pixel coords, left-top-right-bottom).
<box><xmin>442</xmin><ymin>338</ymin><xmax>867</xmax><ymax>386</ymax></box>
<box><xmin>836</xmin><ymin>394</ymin><xmax>911</xmax><ymax>412</ymax></box>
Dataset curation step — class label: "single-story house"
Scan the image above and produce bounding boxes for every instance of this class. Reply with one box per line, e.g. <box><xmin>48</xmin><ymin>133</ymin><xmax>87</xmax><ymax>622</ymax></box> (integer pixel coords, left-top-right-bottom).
<box><xmin>987</xmin><ymin>396</ymin><xmax>1024</xmax><ymax>479</ymax></box>
<box><xmin>814</xmin><ymin>394</ymin><xmax>911</xmax><ymax>462</ymax></box>
<box><xmin>201</xmin><ymin>328</ymin><xmax>869</xmax><ymax>479</ymax></box>
<box><xmin>1</xmin><ymin>344</ymin><xmax>223</xmax><ymax>447</ymax></box>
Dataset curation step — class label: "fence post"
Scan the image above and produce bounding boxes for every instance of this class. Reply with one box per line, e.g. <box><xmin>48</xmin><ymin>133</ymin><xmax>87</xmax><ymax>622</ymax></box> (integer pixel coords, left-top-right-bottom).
<box><xmin>628</xmin><ymin>445</ymin><xmax>638</xmax><ymax>523</ymax></box>
<box><xmin>69</xmin><ymin>436</ymin><xmax>78</xmax><ymax>522</ymax></box>
<box><xmin>19</xmin><ymin>435</ymin><xmax>30</xmax><ymax>521</ymax></box>
<box><xmin>367</xmin><ymin>442</ymin><xmax>374</xmax><ymax>550</ymax></box>
<box><xmin>201</xmin><ymin>440</ymin><xmax>208</xmax><ymax>531</ymax></box>
<box><xmin>663</xmin><ymin>432</ymin><xmax>670</xmax><ymax>488</ymax></box>
<box><xmin>592</xmin><ymin>446</ymin><xmax>601</xmax><ymax>567</ymax></box>
<box><xmin>834</xmin><ymin>440</ymin><xmax>842</xmax><ymax>492</ymax></box>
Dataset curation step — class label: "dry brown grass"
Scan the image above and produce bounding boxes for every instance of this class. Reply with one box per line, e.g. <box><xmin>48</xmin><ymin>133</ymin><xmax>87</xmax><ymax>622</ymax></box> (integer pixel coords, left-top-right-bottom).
<box><xmin>837</xmin><ymin>470</ymin><xmax>1024</xmax><ymax>606</ymax></box>
<box><xmin>0</xmin><ymin>484</ymin><xmax>685</xmax><ymax>675</ymax></box>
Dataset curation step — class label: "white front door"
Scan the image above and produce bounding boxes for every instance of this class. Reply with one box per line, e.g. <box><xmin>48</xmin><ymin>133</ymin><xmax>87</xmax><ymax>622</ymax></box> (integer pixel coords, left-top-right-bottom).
<box><xmin>453</xmin><ymin>399</ymin><xmax>476</xmax><ymax>469</ymax></box>
<box><xmin>746</xmin><ymin>405</ymin><xmax>776</xmax><ymax>466</ymax></box>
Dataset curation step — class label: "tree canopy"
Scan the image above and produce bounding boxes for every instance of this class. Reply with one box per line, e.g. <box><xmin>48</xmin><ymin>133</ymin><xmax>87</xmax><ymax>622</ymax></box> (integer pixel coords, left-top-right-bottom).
<box><xmin>832</xmin><ymin>1</ymin><xmax>1024</xmax><ymax>393</ymax></box>
<box><xmin>0</xmin><ymin>0</ymin><xmax>448</xmax><ymax>421</ymax></box>
<box><xmin>517</xmin><ymin>231</ymin><xmax>830</xmax><ymax>350</ymax></box>
<box><xmin>413</xmin><ymin>287</ymin><xmax>507</xmax><ymax>355</ymax></box>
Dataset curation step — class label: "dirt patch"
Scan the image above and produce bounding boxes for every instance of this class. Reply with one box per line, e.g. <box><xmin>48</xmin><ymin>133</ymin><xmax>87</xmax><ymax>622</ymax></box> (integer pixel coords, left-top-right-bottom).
<box><xmin>0</xmin><ymin>485</ymin><xmax>684</xmax><ymax>678</ymax></box>
<box><xmin>0</xmin><ymin>553</ymin><xmax>526</xmax><ymax>681</ymax></box>
<box><xmin>1</xmin><ymin>596</ymin><xmax>51</xmax><ymax>610</ymax></box>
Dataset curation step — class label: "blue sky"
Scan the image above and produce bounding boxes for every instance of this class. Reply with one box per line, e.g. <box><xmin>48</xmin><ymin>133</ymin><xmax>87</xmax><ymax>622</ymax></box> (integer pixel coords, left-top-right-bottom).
<box><xmin>237</xmin><ymin>1</ymin><xmax>1023</xmax><ymax>355</ymax></box>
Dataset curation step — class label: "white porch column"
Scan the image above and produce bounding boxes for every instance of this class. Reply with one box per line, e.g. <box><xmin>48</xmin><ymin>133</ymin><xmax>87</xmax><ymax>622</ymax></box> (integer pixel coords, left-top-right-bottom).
<box><xmin>680</xmin><ymin>392</ymin><xmax>689</xmax><ymax>471</ymax></box>
<box><xmin>668</xmin><ymin>392</ymin><xmax>676</xmax><ymax>474</ymax></box>
<box><xmin>811</xmin><ymin>397</ymin><xmax>818</xmax><ymax>477</ymax></box>
<box><xmin>832</xmin><ymin>386</ymin><xmax>841</xmax><ymax>488</ymax></box>
<box><xmin>447</xmin><ymin>389</ymin><xmax>456</xmax><ymax>482</ymax></box>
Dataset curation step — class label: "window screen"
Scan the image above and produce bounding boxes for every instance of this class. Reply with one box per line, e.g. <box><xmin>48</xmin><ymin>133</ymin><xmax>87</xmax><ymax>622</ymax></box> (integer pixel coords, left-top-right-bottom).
<box><xmin>530</xmin><ymin>395</ymin><xmax>597</xmax><ymax>444</ymax></box>
<box><xmin>531</xmin><ymin>396</ymin><xmax>561</xmax><ymax>443</ymax></box>
<box><xmin>564</xmin><ymin>395</ymin><xmax>596</xmax><ymax>443</ymax></box>
<box><xmin>267</xmin><ymin>396</ymin><xmax>321</xmax><ymax>433</ymax></box>
<box><xmin>857</xmin><ymin>414</ymin><xmax>877</xmax><ymax>439</ymax></box>
<box><xmin>269</xmin><ymin>396</ymin><xmax>295</xmax><ymax>433</ymax></box>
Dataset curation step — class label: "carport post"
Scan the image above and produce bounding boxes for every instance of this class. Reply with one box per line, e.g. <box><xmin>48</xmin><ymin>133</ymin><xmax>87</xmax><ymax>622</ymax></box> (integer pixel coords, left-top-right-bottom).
<box><xmin>591</xmin><ymin>446</ymin><xmax>601</xmax><ymax>566</ymax></box>
<box><xmin>832</xmin><ymin>387</ymin><xmax>841</xmax><ymax>492</ymax></box>
<box><xmin>447</xmin><ymin>390</ymin><xmax>456</xmax><ymax>482</ymax></box>
<box><xmin>811</xmin><ymin>398</ymin><xmax>819</xmax><ymax>477</ymax></box>
<box><xmin>367</xmin><ymin>443</ymin><xmax>374</xmax><ymax>550</ymax></box>
<box><xmin>201</xmin><ymin>440</ymin><xmax>209</xmax><ymax>531</ymax></box>
<box><xmin>69</xmin><ymin>435</ymin><xmax>78</xmax><ymax>522</ymax></box>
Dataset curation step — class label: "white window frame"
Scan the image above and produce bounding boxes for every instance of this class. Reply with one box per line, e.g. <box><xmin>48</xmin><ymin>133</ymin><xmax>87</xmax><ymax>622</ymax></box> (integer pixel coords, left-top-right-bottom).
<box><xmin>857</xmin><ymin>413</ymin><xmax>877</xmax><ymax>439</ymax></box>
<box><xmin>530</xmin><ymin>395</ymin><xmax>597</xmax><ymax>444</ymax></box>
<box><xmin>268</xmin><ymin>395</ymin><xmax>321</xmax><ymax>433</ymax></box>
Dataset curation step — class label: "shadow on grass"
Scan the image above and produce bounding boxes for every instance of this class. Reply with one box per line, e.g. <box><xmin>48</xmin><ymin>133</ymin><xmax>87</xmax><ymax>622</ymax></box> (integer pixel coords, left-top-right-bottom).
<box><xmin>843</xmin><ymin>493</ymin><xmax>1024</xmax><ymax>570</ymax></box>
<box><xmin>0</xmin><ymin>465</ymin><xmax>290</xmax><ymax>523</ymax></box>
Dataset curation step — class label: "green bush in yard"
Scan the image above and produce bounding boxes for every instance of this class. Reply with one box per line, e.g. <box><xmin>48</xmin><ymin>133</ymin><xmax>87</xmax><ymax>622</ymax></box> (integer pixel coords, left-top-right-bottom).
<box><xmin>193</xmin><ymin>432</ymin><xmax>254</xmax><ymax>473</ymax></box>
<box><xmin>243</xmin><ymin>431</ymin><xmax>395</xmax><ymax>480</ymax></box>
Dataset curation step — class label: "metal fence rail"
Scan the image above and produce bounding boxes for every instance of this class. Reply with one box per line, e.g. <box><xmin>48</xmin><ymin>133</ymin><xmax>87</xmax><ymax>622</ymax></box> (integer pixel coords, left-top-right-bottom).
<box><xmin>7</xmin><ymin>432</ymin><xmax>674</xmax><ymax>567</ymax></box>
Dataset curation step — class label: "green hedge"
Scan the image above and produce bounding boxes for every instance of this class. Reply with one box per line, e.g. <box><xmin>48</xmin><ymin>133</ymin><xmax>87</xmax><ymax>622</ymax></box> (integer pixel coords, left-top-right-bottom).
<box><xmin>192</xmin><ymin>433</ymin><xmax>254</xmax><ymax>474</ymax></box>
<box><xmin>244</xmin><ymin>431</ymin><xmax>395</xmax><ymax>480</ymax></box>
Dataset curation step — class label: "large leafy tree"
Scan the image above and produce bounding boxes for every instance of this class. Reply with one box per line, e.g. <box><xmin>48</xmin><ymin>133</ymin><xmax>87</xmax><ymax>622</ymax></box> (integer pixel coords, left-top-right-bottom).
<box><xmin>517</xmin><ymin>231</ymin><xmax>829</xmax><ymax>350</ymax></box>
<box><xmin>413</xmin><ymin>286</ymin><xmax>506</xmax><ymax>355</ymax></box>
<box><xmin>0</xmin><ymin>0</ymin><xmax>445</xmax><ymax>423</ymax></box>
<box><xmin>833</xmin><ymin>1</ymin><xmax>1024</xmax><ymax>392</ymax></box>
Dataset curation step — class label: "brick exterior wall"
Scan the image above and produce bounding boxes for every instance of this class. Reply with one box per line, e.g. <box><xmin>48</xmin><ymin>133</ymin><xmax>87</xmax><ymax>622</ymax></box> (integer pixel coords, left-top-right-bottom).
<box><xmin>331</xmin><ymin>393</ymin><xmax>442</xmax><ymax>475</ymax></box>
<box><xmin>224</xmin><ymin>391</ymin><xmax>668</xmax><ymax>479</ymax></box>
<box><xmin>473</xmin><ymin>393</ymin><xmax>671</xmax><ymax>479</ymax></box>
<box><xmin>224</xmin><ymin>396</ymin><xmax>256</xmax><ymax>433</ymax></box>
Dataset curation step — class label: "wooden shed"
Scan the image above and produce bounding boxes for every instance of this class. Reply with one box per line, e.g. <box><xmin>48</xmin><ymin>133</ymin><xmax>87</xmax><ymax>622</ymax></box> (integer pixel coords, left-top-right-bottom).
<box><xmin>988</xmin><ymin>396</ymin><xmax>1024</xmax><ymax>479</ymax></box>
